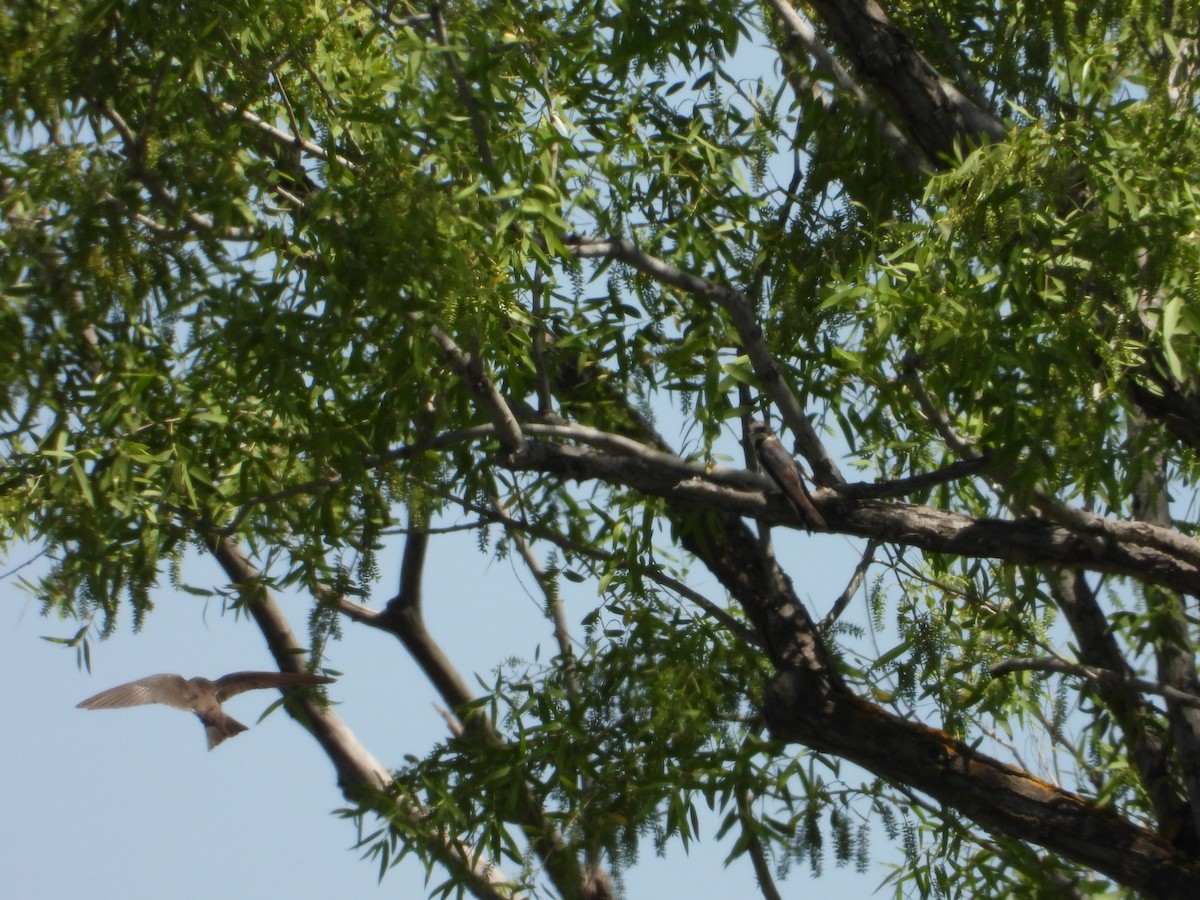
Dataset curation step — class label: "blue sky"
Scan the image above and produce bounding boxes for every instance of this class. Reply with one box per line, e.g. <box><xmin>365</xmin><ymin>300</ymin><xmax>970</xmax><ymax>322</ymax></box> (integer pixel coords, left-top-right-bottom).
<box><xmin>1</xmin><ymin>485</ymin><xmax>890</xmax><ymax>898</ymax></box>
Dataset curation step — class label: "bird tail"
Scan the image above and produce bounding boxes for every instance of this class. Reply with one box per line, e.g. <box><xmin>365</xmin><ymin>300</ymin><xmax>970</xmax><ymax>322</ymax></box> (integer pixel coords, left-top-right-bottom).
<box><xmin>204</xmin><ymin>715</ymin><xmax>249</xmax><ymax>750</ymax></box>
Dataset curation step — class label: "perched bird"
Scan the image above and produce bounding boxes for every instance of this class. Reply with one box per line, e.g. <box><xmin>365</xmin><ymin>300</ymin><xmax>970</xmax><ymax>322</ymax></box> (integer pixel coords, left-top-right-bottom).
<box><xmin>748</xmin><ymin>420</ymin><xmax>827</xmax><ymax>532</ymax></box>
<box><xmin>77</xmin><ymin>671</ymin><xmax>335</xmax><ymax>750</ymax></box>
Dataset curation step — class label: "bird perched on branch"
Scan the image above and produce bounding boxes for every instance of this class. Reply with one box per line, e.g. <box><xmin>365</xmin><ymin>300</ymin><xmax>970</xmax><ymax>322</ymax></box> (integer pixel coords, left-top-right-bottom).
<box><xmin>749</xmin><ymin>420</ymin><xmax>827</xmax><ymax>532</ymax></box>
<box><xmin>77</xmin><ymin>670</ymin><xmax>335</xmax><ymax>750</ymax></box>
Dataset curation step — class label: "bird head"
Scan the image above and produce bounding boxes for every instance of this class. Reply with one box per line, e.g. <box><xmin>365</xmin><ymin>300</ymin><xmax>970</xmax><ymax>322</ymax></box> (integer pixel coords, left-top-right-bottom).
<box><xmin>748</xmin><ymin>420</ymin><xmax>773</xmax><ymax>444</ymax></box>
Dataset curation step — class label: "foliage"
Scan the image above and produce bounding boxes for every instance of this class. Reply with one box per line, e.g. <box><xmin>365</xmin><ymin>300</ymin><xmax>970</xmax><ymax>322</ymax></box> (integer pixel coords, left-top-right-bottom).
<box><xmin>4</xmin><ymin>1</ymin><xmax>1200</xmax><ymax>898</ymax></box>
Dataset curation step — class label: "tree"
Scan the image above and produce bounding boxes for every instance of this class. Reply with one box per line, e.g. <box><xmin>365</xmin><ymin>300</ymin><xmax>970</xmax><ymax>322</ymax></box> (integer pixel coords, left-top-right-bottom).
<box><xmin>3</xmin><ymin>0</ymin><xmax>1200</xmax><ymax>896</ymax></box>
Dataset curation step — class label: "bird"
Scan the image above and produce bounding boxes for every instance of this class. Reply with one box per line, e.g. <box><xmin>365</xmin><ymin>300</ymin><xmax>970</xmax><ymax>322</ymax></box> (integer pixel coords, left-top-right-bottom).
<box><xmin>77</xmin><ymin>670</ymin><xmax>336</xmax><ymax>750</ymax></box>
<box><xmin>748</xmin><ymin>420</ymin><xmax>827</xmax><ymax>532</ymax></box>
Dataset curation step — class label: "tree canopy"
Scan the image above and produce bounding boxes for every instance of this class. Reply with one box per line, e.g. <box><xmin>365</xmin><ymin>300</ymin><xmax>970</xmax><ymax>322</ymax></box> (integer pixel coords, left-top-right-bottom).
<box><xmin>4</xmin><ymin>0</ymin><xmax>1200</xmax><ymax>896</ymax></box>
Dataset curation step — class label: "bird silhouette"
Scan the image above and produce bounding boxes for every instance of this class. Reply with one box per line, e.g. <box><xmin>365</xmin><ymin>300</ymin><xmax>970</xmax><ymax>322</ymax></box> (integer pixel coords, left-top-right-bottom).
<box><xmin>749</xmin><ymin>420</ymin><xmax>827</xmax><ymax>532</ymax></box>
<box><xmin>77</xmin><ymin>671</ymin><xmax>335</xmax><ymax>750</ymax></box>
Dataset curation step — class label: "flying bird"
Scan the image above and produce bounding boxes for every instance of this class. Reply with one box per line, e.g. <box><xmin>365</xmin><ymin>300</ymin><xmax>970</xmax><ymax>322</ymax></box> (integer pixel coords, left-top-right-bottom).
<box><xmin>749</xmin><ymin>420</ymin><xmax>827</xmax><ymax>532</ymax></box>
<box><xmin>77</xmin><ymin>671</ymin><xmax>336</xmax><ymax>750</ymax></box>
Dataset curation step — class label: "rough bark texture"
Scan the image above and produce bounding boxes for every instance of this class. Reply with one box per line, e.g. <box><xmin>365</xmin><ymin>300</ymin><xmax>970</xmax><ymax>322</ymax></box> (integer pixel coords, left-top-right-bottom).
<box><xmin>801</xmin><ymin>0</ymin><xmax>1005</xmax><ymax>159</ymax></box>
<box><xmin>763</xmin><ymin>671</ymin><xmax>1200</xmax><ymax>896</ymax></box>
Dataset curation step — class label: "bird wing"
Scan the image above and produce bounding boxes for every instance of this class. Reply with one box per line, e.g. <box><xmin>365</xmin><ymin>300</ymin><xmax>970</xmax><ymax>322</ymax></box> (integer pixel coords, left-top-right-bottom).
<box><xmin>211</xmin><ymin>671</ymin><xmax>335</xmax><ymax>702</ymax></box>
<box><xmin>76</xmin><ymin>674</ymin><xmax>194</xmax><ymax>711</ymax></box>
<box><xmin>750</xmin><ymin>426</ymin><xmax>827</xmax><ymax>531</ymax></box>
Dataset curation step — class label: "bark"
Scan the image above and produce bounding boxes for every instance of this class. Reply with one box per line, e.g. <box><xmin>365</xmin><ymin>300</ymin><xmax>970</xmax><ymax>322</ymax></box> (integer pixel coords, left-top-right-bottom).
<box><xmin>800</xmin><ymin>0</ymin><xmax>1006</xmax><ymax>160</ymax></box>
<box><xmin>508</xmin><ymin>439</ymin><xmax>1200</xmax><ymax>598</ymax></box>
<box><xmin>763</xmin><ymin>672</ymin><xmax>1200</xmax><ymax>897</ymax></box>
<box><xmin>208</xmin><ymin>538</ymin><xmax>518</xmax><ymax>900</ymax></box>
<box><xmin>338</xmin><ymin>524</ymin><xmax>607</xmax><ymax>900</ymax></box>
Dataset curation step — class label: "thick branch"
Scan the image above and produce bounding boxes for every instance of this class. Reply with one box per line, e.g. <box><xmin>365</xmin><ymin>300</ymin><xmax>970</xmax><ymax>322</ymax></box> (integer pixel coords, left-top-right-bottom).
<box><xmin>1148</xmin><ymin>585</ymin><xmax>1200</xmax><ymax>847</ymax></box>
<box><xmin>765</xmin><ymin>0</ymin><xmax>926</xmax><ymax>171</ymax></box>
<box><xmin>531</xmin><ymin>348</ymin><xmax>1200</xmax><ymax>894</ymax></box>
<box><xmin>1128</xmin><ymin>377</ymin><xmax>1200</xmax><ymax>457</ymax></box>
<box><xmin>1048</xmin><ymin>571</ymin><xmax>1187</xmax><ymax>843</ymax></box>
<box><xmin>801</xmin><ymin>0</ymin><xmax>1006</xmax><ymax>161</ymax></box>
<box><xmin>549</xmin><ymin>377</ymin><xmax>1200</xmax><ymax>895</ymax></box>
<box><xmin>506</xmin><ymin>439</ymin><xmax>1200</xmax><ymax>597</ymax></box>
<box><xmin>1129</xmin><ymin>423</ymin><xmax>1200</xmax><ymax>846</ymax></box>
<box><xmin>904</xmin><ymin>364</ymin><xmax>1194</xmax><ymax>840</ymax></box>
<box><xmin>763</xmin><ymin>672</ymin><xmax>1200</xmax><ymax>896</ymax></box>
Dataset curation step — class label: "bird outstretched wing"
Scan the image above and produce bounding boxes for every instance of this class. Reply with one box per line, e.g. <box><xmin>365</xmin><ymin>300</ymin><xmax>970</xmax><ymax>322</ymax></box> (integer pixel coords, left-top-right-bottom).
<box><xmin>212</xmin><ymin>671</ymin><xmax>335</xmax><ymax>701</ymax></box>
<box><xmin>76</xmin><ymin>674</ymin><xmax>194</xmax><ymax>711</ymax></box>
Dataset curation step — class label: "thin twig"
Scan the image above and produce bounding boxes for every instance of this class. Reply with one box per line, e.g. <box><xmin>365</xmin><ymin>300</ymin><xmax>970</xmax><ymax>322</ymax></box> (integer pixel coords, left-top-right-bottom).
<box><xmin>224</xmin><ymin>103</ymin><xmax>357</xmax><ymax>170</ymax></box>
<box><xmin>739</xmin><ymin>789</ymin><xmax>784</xmax><ymax>900</ymax></box>
<box><xmin>900</xmin><ymin>356</ymin><xmax>982</xmax><ymax>460</ymax></box>
<box><xmin>420</xmin><ymin>317</ymin><xmax>526</xmax><ymax>454</ymax></box>
<box><xmin>819</xmin><ymin>541</ymin><xmax>876</xmax><ymax>632</ymax></box>
<box><xmin>837</xmin><ymin>457</ymin><xmax>990</xmax><ymax>500</ymax></box>
<box><xmin>421</xmin><ymin>479</ymin><xmax>763</xmax><ymax>647</ymax></box>
<box><xmin>991</xmin><ymin>657</ymin><xmax>1200</xmax><ymax>711</ymax></box>
<box><xmin>489</xmin><ymin>490</ymin><xmax>580</xmax><ymax>694</ymax></box>
<box><xmin>355</xmin><ymin>0</ymin><xmax>432</xmax><ymax>31</ymax></box>
<box><xmin>96</xmin><ymin>102</ymin><xmax>259</xmax><ymax>240</ymax></box>
<box><xmin>429</xmin><ymin>1</ymin><xmax>497</xmax><ymax>177</ymax></box>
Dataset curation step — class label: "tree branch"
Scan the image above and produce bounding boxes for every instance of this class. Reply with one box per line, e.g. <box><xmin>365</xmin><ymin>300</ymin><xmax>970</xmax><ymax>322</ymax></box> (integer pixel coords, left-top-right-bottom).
<box><xmin>563</xmin><ymin>234</ymin><xmax>843</xmax><ymax>486</ymax></box>
<box><xmin>800</xmin><ymin>0</ymin><xmax>1006</xmax><ymax>161</ymax></box>
<box><xmin>338</xmin><ymin>517</ymin><xmax>608</xmax><ymax>900</ymax></box>
<box><xmin>1047</xmin><ymin>570</ymin><xmax>1187</xmax><ymax>841</ymax></box>
<box><xmin>765</xmin><ymin>0</ymin><xmax>926</xmax><ymax>171</ymax></box>
<box><xmin>384</xmin><ymin>475</ymin><xmax>763</xmax><ymax>647</ymax></box>
<box><xmin>419</xmin><ymin>316</ymin><xmax>526</xmax><ymax>456</ymax></box>
<box><xmin>990</xmin><ymin>656</ymin><xmax>1200</xmax><ymax>711</ymax></box>
<box><xmin>429</xmin><ymin>0</ymin><xmax>497</xmax><ymax>179</ymax></box>
<box><xmin>738</xmin><ymin>787</ymin><xmax>784</xmax><ymax>900</ymax></box>
<box><xmin>548</xmin><ymin>370</ymin><xmax>1200</xmax><ymax>895</ymax></box>
<box><xmin>207</xmin><ymin>537</ymin><xmax>516</xmax><ymax>900</ymax></box>
<box><xmin>506</xmin><ymin>438</ymin><xmax>1200</xmax><ymax>598</ymax></box>
<box><xmin>837</xmin><ymin>457</ymin><xmax>990</xmax><ymax>500</ymax></box>
<box><xmin>763</xmin><ymin>672</ymin><xmax>1200</xmax><ymax>896</ymax></box>
<box><xmin>94</xmin><ymin>101</ymin><xmax>261</xmax><ymax>240</ymax></box>
<box><xmin>818</xmin><ymin>540</ymin><xmax>876</xmax><ymax>633</ymax></box>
